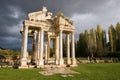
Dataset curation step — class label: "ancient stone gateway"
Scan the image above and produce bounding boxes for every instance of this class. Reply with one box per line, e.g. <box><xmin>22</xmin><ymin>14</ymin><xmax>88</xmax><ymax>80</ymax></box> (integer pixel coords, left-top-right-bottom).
<box><xmin>19</xmin><ymin>6</ymin><xmax>77</xmax><ymax>68</ymax></box>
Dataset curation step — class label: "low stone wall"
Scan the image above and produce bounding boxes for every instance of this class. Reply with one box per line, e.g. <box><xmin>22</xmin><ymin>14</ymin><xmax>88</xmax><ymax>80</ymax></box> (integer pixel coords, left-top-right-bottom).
<box><xmin>76</xmin><ymin>57</ymin><xmax>120</xmax><ymax>64</ymax></box>
<box><xmin>0</xmin><ymin>56</ymin><xmax>20</xmax><ymax>68</ymax></box>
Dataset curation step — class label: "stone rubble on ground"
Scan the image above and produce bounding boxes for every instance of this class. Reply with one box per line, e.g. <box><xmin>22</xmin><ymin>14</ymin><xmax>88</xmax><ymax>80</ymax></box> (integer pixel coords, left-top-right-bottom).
<box><xmin>39</xmin><ymin>67</ymin><xmax>79</xmax><ymax>77</ymax></box>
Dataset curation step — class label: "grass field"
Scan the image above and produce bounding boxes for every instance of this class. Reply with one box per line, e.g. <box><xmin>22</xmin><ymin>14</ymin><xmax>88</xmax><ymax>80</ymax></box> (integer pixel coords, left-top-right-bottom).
<box><xmin>0</xmin><ymin>63</ymin><xmax>120</xmax><ymax>80</ymax></box>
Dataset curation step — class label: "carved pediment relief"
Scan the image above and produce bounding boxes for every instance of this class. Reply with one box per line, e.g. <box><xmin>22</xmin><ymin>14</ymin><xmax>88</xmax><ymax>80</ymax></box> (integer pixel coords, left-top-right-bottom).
<box><xmin>54</xmin><ymin>13</ymin><xmax>73</xmax><ymax>28</ymax></box>
<box><xmin>28</xmin><ymin>6</ymin><xmax>52</xmax><ymax>21</ymax></box>
<box><xmin>46</xmin><ymin>19</ymin><xmax>54</xmax><ymax>26</ymax></box>
<box><xmin>23</xmin><ymin>6</ymin><xmax>74</xmax><ymax>32</ymax></box>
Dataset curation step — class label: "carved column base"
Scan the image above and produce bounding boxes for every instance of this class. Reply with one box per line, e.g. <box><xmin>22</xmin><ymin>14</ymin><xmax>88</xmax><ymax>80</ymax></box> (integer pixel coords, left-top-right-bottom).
<box><xmin>67</xmin><ymin>58</ymin><xmax>71</xmax><ymax>65</ymax></box>
<box><xmin>55</xmin><ymin>60</ymin><xmax>59</xmax><ymax>65</ymax></box>
<box><xmin>38</xmin><ymin>59</ymin><xmax>44</xmax><ymax>66</ymax></box>
<box><xmin>31</xmin><ymin>59</ymin><xmax>36</xmax><ymax>65</ymax></box>
<box><xmin>59</xmin><ymin>59</ymin><xmax>64</xmax><ymax>65</ymax></box>
<box><xmin>71</xmin><ymin>58</ymin><xmax>77</xmax><ymax>66</ymax></box>
<box><xmin>21</xmin><ymin>58</ymin><xmax>27</xmax><ymax>66</ymax></box>
<box><xmin>19</xmin><ymin>58</ymin><xmax>28</xmax><ymax>68</ymax></box>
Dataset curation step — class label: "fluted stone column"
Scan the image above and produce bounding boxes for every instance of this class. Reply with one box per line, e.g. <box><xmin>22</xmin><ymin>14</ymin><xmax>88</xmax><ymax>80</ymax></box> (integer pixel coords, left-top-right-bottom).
<box><xmin>31</xmin><ymin>31</ymin><xmax>37</xmax><ymax>64</ymax></box>
<box><xmin>20</xmin><ymin>26</ymin><xmax>28</xmax><ymax>67</ymax></box>
<box><xmin>66</xmin><ymin>34</ymin><xmax>71</xmax><ymax>65</ymax></box>
<box><xmin>71</xmin><ymin>32</ymin><xmax>76</xmax><ymax>65</ymax></box>
<box><xmin>47</xmin><ymin>35</ymin><xmax>50</xmax><ymax>58</ymax></box>
<box><xmin>55</xmin><ymin>36</ymin><xmax>59</xmax><ymax>65</ymax></box>
<box><xmin>59</xmin><ymin>30</ymin><xmax>64</xmax><ymax>65</ymax></box>
<box><xmin>36</xmin><ymin>30</ymin><xmax>40</xmax><ymax>66</ymax></box>
<box><xmin>57</xmin><ymin>36</ymin><xmax>60</xmax><ymax>60</ymax></box>
<box><xmin>38</xmin><ymin>29</ymin><xmax>44</xmax><ymax>66</ymax></box>
<box><xmin>45</xmin><ymin>44</ymin><xmax>47</xmax><ymax>64</ymax></box>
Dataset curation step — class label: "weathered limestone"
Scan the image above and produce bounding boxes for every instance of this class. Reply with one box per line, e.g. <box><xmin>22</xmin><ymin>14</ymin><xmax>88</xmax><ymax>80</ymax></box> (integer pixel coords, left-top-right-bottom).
<box><xmin>20</xmin><ymin>6</ymin><xmax>77</xmax><ymax>68</ymax></box>
<box><xmin>37</xmin><ymin>30</ymin><xmax>41</xmax><ymax>66</ymax></box>
<box><xmin>20</xmin><ymin>26</ymin><xmax>28</xmax><ymax>68</ymax></box>
<box><xmin>55</xmin><ymin>36</ymin><xmax>59</xmax><ymax>65</ymax></box>
<box><xmin>47</xmin><ymin>35</ymin><xmax>50</xmax><ymax>58</ymax></box>
<box><xmin>45</xmin><ymin>44</ymin><xmax>48</xmax><ymax>63</ymax></box>
<box><xmin>38</xmin><ymin>29</ymin><xmax>44</xmax><ymax>67</ymax></box>
<box><xmin>66</xmin><ymin>34</ymin><xmax>71</xmax><ymax>65</ymax></box>
<box><xmin>71</xmin><ymin>32</ymin><xmax>77</xmax><ymax>66</ymax></box>
<box><xmin>59</xmin><ymin>30</ymin><xmax>64</xmax><ymax>65</ymax></box>
<box><xmin>31</xmin><ymin>31</ymin><xmax>37</xmax><ymax>64</ymax></box>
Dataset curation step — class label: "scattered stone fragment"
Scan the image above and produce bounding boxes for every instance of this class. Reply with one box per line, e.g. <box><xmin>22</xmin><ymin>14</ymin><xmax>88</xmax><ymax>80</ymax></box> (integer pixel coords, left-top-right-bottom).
<box><xmin>61</xmin><ymin>75</ymin><xmax>68</xmax><ymax>77</ymax></box>
<box><xmin>39</xmin><ymin>67</ymin><xmax>79</xmax><ymax>76</ymax></box>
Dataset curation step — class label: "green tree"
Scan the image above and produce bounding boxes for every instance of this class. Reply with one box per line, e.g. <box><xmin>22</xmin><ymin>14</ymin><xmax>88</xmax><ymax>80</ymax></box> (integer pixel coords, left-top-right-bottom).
<box><xmin>78</xmin><ymin>30</ymin><xmax>89</xmax><ymax>57</ymax></box>
<box><xmin>75</xmin><ymin>40</ymin><xmax>78</xmax><ymax>57</ymax></box>
<box><xmin>116</xmin><ymin>22</ymin><xmax>120</xmax><ymax>51</ymax></box>
<box><xmin>102</xmin><ymin>30</ymin><xmax>108</xmax><ymax>56</ymax></box>
<box><xmin>88</xmin><ymin>29</ymin><xmax>97</xmax><ymax>57</ymax></box>
<box><xmin>63</xmin><ymin>38</ymin><xmax>67</xmax><ymax>57</ymax></box>
<box><xmin>108</xmin><ymin>25</ymin><xmax>116</xmax><ymax>52</ymax></box>
<box><xmin>96</xmin><ymin>25</ymin><xmax>105</xmax><ymax>56</ymax></box>
<box><xmin>76</xmin><ymin>34</ymin><xmax>81</xmax><ymax>57</ymax></box>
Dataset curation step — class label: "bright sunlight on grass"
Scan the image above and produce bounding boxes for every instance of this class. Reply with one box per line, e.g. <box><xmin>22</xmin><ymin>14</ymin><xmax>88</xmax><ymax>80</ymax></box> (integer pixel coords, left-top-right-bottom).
<box><xmin>0</xmin><ymin>63</ymin><xmax>120</xmax><ymax>80</ymax></box>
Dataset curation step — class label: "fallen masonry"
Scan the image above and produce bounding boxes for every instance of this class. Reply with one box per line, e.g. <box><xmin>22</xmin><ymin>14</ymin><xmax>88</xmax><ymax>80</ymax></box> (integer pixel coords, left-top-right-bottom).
<box><xmin>39</xmin><ymin>67</ymin><xmax>79</xmax><ymax>76</ymax></box>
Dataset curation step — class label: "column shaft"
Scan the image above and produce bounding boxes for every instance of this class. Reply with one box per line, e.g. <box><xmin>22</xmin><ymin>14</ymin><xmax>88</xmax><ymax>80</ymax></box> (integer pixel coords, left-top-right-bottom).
<box><xmin>55</xmin><ymin>36</ymin><xmax>59</xmax><ymax>64</ymax></box>
<box><xmin>66</xmin><ymin>34</ymin><xmax>71</xmax><ymax>64</ymax></box>
<box><xmin>59</xmin><ymin>30</ymin><xmax>64</xmax><ymax>65</ymax></box>
<box><xmin>47</xmin><ymin>36</ymin><xmax>50</xmax><ymax>58</ymax></box>
<box><xmin>71</xmin><ymin>32</ymin><xmax>76</xmax><ymax>65</ymax></box>
<box><xmin>37</xmin><ymin>30</ymin><xmax>40</xmax><ymax>65</ymax></box>
<box><xmin>21</xmin><ymin>26</ymin><xmax>28</xmax><ymax>66</ymax></box>
<box><xmin>45</xmin><ymin>44</ymin><xmax>47</xmax><ymax>60</ymax></box>
<box><xmin>38</xmin><ymin>29</ymin><xmax>44</xmax><ymax>66</ymax></box>
<box><xmin>31</xmin><ymin>31</ymin><xmax>37</xmax><ymax>64</ymax></box>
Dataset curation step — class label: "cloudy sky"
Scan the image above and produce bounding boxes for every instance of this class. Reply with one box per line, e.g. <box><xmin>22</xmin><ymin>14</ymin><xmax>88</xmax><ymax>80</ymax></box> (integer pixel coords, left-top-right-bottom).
<box><xmin>0</xmin><ymin>0</ymin><xmax>120</xmax><ymax>50</ymax></box>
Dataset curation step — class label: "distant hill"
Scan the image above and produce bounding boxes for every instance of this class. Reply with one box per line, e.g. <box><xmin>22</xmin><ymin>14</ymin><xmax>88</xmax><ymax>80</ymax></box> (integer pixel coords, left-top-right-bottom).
<box><xmin>0</xmin><ymin>47</ymin><xmax>20</xmax><ymax>56</ymax></box>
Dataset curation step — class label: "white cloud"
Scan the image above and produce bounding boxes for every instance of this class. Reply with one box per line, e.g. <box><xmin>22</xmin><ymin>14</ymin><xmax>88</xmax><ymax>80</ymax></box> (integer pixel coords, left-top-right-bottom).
<box><xmin>70</xmin><ymin>0</ymin><xmax>120</xmax><ymax>35</ymax></box>
<box><xmin>94</xmin><ymin>1</ymin><xmax>120</xmax><ymax>30</ymax></box>
<box><xmin>106</xmin><ymin>0</ymin><xmax>115</xmax><ymax>6</ymax></box>
<box><xmin>8</xmin><ymin>20</ymin><xmax>22</xmax><ymax>36</ymax></box>
<box><xmin>8</xmin><ymin>6</ymin><xmax>25</xmax><ymax>19</ymax></box>
<box><xmin>71</xmin><ymin>13</ymin><xmax>99</xmax><ymax>33</ymax></box>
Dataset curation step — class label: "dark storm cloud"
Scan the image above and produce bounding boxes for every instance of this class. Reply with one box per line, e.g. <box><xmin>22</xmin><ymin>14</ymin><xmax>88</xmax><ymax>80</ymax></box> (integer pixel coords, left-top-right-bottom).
<box><xmin>0</xmin><ymin>0</ymin><xmax>120</xmax><ymax>49</ymax></box>
<box><xmin>43</xmin><ymin>0</ymin><xmax>108</xmax><ymax>16</ymax></box>
<box><xmin>0</xmin><ymin>0</ymin><xmax>108</xmax><ymax>17</ymax></box>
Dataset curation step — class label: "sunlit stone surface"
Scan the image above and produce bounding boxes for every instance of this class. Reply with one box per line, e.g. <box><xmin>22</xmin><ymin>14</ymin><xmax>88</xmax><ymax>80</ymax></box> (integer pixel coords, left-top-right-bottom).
<box><xmin>19</xmin><ymin>6</ymin><xmax>77</xmax><ymax>68</ymax></box>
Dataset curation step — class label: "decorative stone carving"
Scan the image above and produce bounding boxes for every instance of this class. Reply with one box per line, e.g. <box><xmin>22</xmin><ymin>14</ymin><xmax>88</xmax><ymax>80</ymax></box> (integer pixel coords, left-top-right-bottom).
<box><xmin>20</xmin><ymin>6</ymin><xmax>77</xmax><ymax>69</ymax></box>
<box><xmin>28</xmin><ymin>6</ymin><xmax>52</xmax><ymax>21</ymax></box>
<box><xmin>46</xmin><ymin>12</ymin><xmax>52</xmax><ymax>19</ymax></box>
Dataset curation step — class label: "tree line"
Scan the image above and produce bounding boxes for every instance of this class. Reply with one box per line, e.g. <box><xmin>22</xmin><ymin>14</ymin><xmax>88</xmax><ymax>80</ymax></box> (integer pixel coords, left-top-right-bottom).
<box><xmin>74</xmin><ymin>22</ymin><xmax>120</xmax><ymax>57</ymax></box>
<box><xmin>0</xmin><ymin>49</ymin><xmax>20</xmax><ymax>56</ymax></box>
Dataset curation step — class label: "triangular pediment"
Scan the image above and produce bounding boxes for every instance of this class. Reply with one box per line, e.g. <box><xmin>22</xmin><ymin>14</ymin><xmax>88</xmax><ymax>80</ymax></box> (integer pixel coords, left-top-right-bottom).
<box><xmin>23</xmin><ymin>6</ymin><xmax>75</xmax><ymax>32</ymax></box>
<box><xmin>54</xmin><ymin>13</ymin><xmax>73</xmax><ymax>27</ymax></box>
<box><xmin>28</xmin><ymin>6</ymin><xmax>53</xmax><ymax>21</ymax></box>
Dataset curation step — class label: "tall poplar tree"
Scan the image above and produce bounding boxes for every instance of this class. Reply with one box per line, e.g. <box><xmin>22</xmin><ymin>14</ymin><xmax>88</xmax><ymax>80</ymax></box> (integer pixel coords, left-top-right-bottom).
<box><xmin>96</xmin><ymin>25</ymin><xmax>104</xmax><ymax>56</ymax></box>
<box><xmin>108</xmin><ymin>25</ymin><xmax>116</xmax><ymax>52</ymax></box>
<box><xmin>116</xmin><ymin>23</ymin><xmax>120</xmax><ymax>51</ymax></box>
<box><xmin>88</xmin><ymin>29</ymin><xmax>97</xmax><ymax>57</ymax></box>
